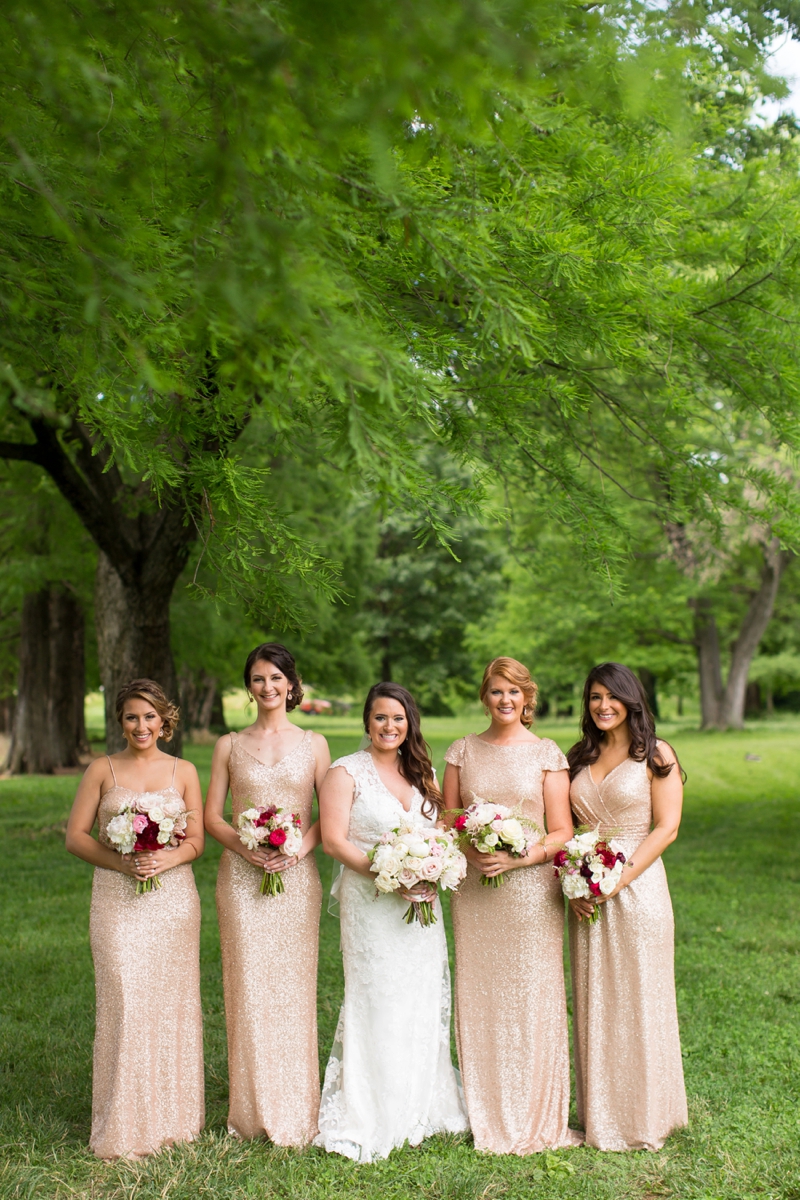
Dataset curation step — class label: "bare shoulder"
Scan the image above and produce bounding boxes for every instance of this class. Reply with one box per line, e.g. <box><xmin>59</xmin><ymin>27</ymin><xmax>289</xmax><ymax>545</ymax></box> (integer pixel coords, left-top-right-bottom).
<box><xmin>309</xmin><ymin>730</ymin><xmax>330</xmax><ymax>753</ymax></box>
<box><xmin>80</xmin><ymin>755</ymin><xmax>110</xmax><ymax>787</ymax></box>
<box><xmin>212</xmin><ymin>732</ymin><xmax>234</xmax><ymax>762</ymax></box>
<box><xmin>174</xmin><ymin>757</ymin><xmax>200</xmax><ymax>785</ymax></box>
<box><xmin>655</xmin><ymin>738</ymin><xmax>678</xmax><ymax>765</ymax></box>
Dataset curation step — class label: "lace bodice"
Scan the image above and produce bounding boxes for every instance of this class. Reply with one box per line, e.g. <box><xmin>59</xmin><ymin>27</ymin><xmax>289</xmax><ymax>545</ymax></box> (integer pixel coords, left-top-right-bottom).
<box><xmin>333</xmin><ymin>750</ymin><xmax>435</xmax><ymax>853</ymax></box>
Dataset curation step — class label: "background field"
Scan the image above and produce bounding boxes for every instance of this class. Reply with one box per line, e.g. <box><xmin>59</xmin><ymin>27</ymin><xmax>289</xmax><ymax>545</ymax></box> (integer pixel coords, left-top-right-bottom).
<box><xmin>2</xmin><ymin>716</ymin><xmax>799</xmax><ymax>1199</ymax></box>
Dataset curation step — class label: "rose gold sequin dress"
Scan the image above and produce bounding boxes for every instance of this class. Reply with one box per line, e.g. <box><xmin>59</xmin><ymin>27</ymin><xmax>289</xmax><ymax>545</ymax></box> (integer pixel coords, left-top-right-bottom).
<box><xmin>216</xmin><ymin>731</ymin><xmax>322</xmax><ymax>1145</ymax></box>
<box><xmin>89</xmin><ymin>760</ymin><xmax>204</xmax><ymax>1160</ymax></box>
<box><xmin>445</xmin><ymin>734</ymin><xmax>581</xmax><ymax>1155</ymax></box>
<box><xmin>569</xmin><ymin>753</ymin><xmax>688</xmax><ymax>1150</ymax></box>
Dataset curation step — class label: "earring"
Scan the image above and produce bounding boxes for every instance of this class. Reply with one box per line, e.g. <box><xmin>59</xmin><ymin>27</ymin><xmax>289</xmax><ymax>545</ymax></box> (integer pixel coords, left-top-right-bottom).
<box><xmin>246</xmin><ymin>691</ymin><xmax>254</xmax><ymax>704</ymax></box>
<box><xmin>287</xmin><ymin>692</ymin><xmax>292</xmax><ymax>699</ymax></box>
<box><xmin>157</xmin><ymin>730</ymin><xmax>164</xmax><ymax>738</ymax></box>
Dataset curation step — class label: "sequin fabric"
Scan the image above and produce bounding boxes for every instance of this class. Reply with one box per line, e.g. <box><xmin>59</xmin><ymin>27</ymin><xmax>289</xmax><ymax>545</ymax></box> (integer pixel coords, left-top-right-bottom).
<box><xmin>216</xmin><ymin>731</ymin><xmax>322</xmax><ymax>1145</ymax></box>
<box><xmin>445</xmin><ymin>735</ymin><xmax>581</xmax><ymax>1155</ymax></box>
<box><xmin>89</xmin><ymin>781</ymin><xmax>204</xmax><ymax>1160</ymax></box>
<box><xmin>315</xmin><ymin>751</ymin><xmax>467</xmax><ymax>1163</ymax></box>
<box><xmin>569</xmin><ymin>753</ymin><xmax>688</xmax><ymax>1150</ymax></box>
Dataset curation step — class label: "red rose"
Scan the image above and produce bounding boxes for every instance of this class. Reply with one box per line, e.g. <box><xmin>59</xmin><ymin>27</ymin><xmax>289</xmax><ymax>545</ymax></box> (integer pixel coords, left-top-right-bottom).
<box><xmin>589</xmin><ymin>881</ymin><xmax>601</xmax><ymax>896</ymax></box>
<box><xmin>254</xmin><ymin>811</ymin><xmax>270</xmax><ymax>827</ymax></box>
<box><xmin>268</xmin><ymin>829</ymin><xmax>287</xmax><ymax>847</ymax></box>
<box><xmin>553</xmin><ymin>850</ymin><xmax>568</xmax><ymax>868</ymax></box>
<box><xmin>454</xmin><ymin>815</ymin><xmax>467</xmax><ymax>831</ymax></box>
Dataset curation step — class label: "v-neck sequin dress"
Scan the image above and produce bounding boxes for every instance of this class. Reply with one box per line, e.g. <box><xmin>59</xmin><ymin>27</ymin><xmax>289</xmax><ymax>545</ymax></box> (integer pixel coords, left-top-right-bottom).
<box><xmin>569</xmin><ymin>752</ymin><xmax>688</xmax><ymax>1150</ymax></box>
<box><xmin>216</xmin><ymin>730</ymin><xmax>322</xmax><ymax>1145</ymax></box>
<box><xmin>445</xmin><ymin>734</ymin><xmax>580</xmax><ymax>1155</ymax></box>
<box><xmin>89</xmin><ymin>761</ymin><xmax>204</xmax><ymax>1160</ymax></box>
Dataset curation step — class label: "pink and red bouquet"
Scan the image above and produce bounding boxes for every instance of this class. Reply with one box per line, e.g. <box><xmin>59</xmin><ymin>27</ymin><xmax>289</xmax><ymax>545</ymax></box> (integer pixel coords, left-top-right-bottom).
<box><xmin>453</xmin><ymin>798</ymin><xmax>541</xmax><ymax>887</ymax></box>
<box><xmin>553</xmin><ymin>827</ymin><xmax>626</xmax><ymax>922</ymax></box>
<box><xmin>105</xmin><ymin>796</ymin><xmax>189</xmax><ymax>894</ymax></box>
<box><xmin>237</xmin><ymin>804</ymin><xmax>304</xmax><ymax>895</ymax></box>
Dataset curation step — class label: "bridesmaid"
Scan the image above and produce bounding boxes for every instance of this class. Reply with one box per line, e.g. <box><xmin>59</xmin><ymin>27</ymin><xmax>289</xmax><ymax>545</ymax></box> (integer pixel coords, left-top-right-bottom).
<box><xmin>205</xmin><ymin>642</ymin><xmax>329</xmax><ymax>1146</ymax></box>
<box><xmin>567</xmin><ymin>662</ymin><xmax>687</xmax><ymax>1150</ymax></box>
<box><xmin>66</xmin><ymin>679</ymin><xmax>205</xmax><ymax>1160</ymax></box>
<box><xmin>443</xmin><ymin>657</ymin><xmax>580</xmax><ymax>1155</ymax></box>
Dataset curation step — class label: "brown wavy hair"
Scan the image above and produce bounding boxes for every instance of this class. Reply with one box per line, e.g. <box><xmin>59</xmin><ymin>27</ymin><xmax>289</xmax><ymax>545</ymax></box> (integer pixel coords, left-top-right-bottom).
<box><xmin>243</xmin><ymin>642</ymin><xmax>303</xmax><ymax>712</ymax></box>
<box><xmin>114</xmin><ymin>678</ymin><xmax>180</xmax><ymax>743</ymax></box>
<box><xmin>363</xmin><ymin>682</ymin><xmax>442</xmax><ymax>819</ymax></box>
<box><xmin>479</xmin><ymin>656</ymin><xmax>538</xmax><ymax>728</ymax></box>
<box><xmin>567</xmin><ymin>662</ymin><xmax>682</xmax><ymax>781</ymax></box>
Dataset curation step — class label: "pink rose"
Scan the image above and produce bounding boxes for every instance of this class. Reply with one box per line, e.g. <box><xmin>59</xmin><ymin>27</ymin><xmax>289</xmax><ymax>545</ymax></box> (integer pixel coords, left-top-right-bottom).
<box><xmin>132</xmin><ymin>813</ymin><xmax>149</xmax><ymax>834</ymax></box>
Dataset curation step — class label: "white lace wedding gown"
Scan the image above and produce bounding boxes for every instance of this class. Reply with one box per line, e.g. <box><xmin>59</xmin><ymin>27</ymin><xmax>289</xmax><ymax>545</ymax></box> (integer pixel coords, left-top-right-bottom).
<box><xmin>315</xmin><ymin>750</ymin><xmax>468</xmax><ymax>1163</ymax></box>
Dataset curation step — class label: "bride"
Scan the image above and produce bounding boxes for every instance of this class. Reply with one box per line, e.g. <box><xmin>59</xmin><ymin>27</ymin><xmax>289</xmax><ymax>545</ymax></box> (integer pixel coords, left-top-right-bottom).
<box><xmin>315</xmin><ymin>682</ymin><xmax>468</xmax><ymax>1162</ymax></box>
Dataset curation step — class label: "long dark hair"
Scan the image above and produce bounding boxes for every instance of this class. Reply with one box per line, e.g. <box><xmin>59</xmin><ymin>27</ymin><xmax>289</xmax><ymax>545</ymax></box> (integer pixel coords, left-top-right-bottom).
<box><xmin>243</xmin><ymin>642</ymin><xmax>303</xmax><ymax>712</ymax></box>
<box><xmin>567</xmin><ymin>662</ymin><xmax>683</xmax><ymax>782</ymax></box>
<box><xmin>363</xmin><ymin>682</ymin><xmax>442</xmax><ymax>819</ymax></box>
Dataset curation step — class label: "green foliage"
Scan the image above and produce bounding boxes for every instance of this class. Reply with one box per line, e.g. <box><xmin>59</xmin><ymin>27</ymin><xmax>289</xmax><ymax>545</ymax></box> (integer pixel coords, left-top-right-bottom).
<box><xmin>3</xmin><ymin>0</ymin><xmax>800</xmax><ymax>636</ymax></box>
<box><xmin>3</xmin><ymin>720</ymin><xmax>800</xmax><ymax>1197</ymax></box>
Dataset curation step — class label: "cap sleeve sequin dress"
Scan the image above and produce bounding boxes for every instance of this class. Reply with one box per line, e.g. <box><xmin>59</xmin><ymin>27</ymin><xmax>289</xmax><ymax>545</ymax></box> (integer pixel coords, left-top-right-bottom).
<box><xmin>445</xmin><ymin>734</ymin><xmax>580</xmax><ymax>1155</ymax></box>
<box><xmin>216</xmin><ymin>730</ymin><xmax>322</xmax><ymax>1145</ymax></box>
<box><xmin>89</xmin><ymin>764</ymin><xmax>204</xmax><ymax>1160</ymax></box>
<box><xmin>569</xmin><ymin>752</ymin><xmax>688</xmax><ymax>1149</ymax></box>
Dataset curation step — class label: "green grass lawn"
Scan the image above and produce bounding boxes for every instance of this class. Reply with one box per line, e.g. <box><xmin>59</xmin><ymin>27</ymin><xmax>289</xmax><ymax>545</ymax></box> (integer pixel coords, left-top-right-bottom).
<box><xmin>1</xmin><ymin>716</ymin><xmax>799</xmax><ymax>1199</ymax></box>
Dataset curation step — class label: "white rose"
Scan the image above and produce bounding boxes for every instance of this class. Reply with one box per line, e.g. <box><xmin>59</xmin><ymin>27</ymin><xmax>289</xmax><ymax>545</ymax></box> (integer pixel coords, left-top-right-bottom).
<box><xmin>161</xmin><ymin>797</ymin><xmax>182</xmax><ymax>818</ymax></box>
<box><xmin>375</xmin><ymin>871</ymin><xmax>399</xmax><ymax>893</ymax></box>
<box><xmin>159</xmin><ymin>817</ymin><xmax>175</xmax><ymax>834</ymax></box>
<box><xmin>419</xmin><ymin>858</ymin><xmax>441</xmax><ymax>881</ymax></box>
<box><xmin>157</xmin><ymin>830</ymin><xmax>171</xmax><ymax>844</ymax></box>
<box><xmin>478</xmin><ymin>832</ymin><xmax>499</xmax><ymax>850</ymax></box>
<box><xmin>599</xmin><ymin>873</ymin><xmax>619</xmax><ymax>896</ymax></box>
<box><xmin>398</xmin><ymin>867</ymin><xmax>418</xmax><ymax>888</ymax></box>
<box><xmin>240</xmin><ymin>808</ymin><xmax>261</xmax><ymax>824</ymax></box>
<box><xmin>562</xmin><ymin>873</ymin><xmax>590</xmax><ymax>899</ymax></box>
<box><xmin>149</xmin><ymin>806</ymin><xmax>165</xmax><ymax>824</ymax></box>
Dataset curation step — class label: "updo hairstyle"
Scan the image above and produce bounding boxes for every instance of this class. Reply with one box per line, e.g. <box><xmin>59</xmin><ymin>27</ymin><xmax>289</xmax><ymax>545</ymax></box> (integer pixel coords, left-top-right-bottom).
<box><xmin>243</xmin><ymin>642</ymin><xmax>304</xmax><ymax>712</ymax></box>
<box><xmin>114</xmin><ymin>678</ymin><xmax>180</xmax><ymax>742</ymax></box>
<box><xmin>479</xmin><ymin>656</ymin><xmax>538</xmax><ymax>728</ymax></box>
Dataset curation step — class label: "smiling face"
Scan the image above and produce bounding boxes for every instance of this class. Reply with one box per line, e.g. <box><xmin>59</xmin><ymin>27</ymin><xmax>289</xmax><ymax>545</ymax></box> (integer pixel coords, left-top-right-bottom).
<box><xmin>588</xmin><ymin>682</ymin><xmax>629</xmax><ymax>735</ymax></box>
<box><xmin>121</xmin><ymin>696</ymin><xmax>164</xmax><ymax>751</ymax></box>
<box><xmin>366</xmin><ymin>695</ymin><xmax>408</xmax><ymax>753</ymax></box>
<box><xmin>485</xmin><ymin>674</ymin><xmax>527</xmax><ymax>727</ymax></box>
<box><xmin>248</xmin><ymin>659</ymin><xmax>291</xmax><ymax>713</ymax></box>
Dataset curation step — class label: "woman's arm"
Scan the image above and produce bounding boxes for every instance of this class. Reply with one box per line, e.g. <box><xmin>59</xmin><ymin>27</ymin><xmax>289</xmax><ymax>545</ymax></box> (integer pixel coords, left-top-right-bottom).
<box><xmin>204</xmin><ymin>736</ymin><xmax>273</xmax><ymax>869</ymax></box>
<box><xmin>442</xmin><ymin>761</ymin><xmax>493</xmax><ymax>873</ymax></box>
<box><xmin>571</xmin><ymin>744</ymin><xmax>683</xmax><ymax>918</ymax></box>
<box><xmin>319</xmin><ymin>765</ymin><xmax>372</xmax><ymax>878</ymax></box>
<box><xmin>65</xmin><ymin>759</ymin><xmax>149</xmax><ymax>881</ymax></box>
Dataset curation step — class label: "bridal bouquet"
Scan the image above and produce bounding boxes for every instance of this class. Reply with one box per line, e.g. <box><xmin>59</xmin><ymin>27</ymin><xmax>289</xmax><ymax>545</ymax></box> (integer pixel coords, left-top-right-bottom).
<box><xmin>105</xmin><ymin>797</ymin><xmax>190</xmax><ymax>894</ymax></box>
<box><xmin>453</xmin><ymin>799</ymin><xmax>542</xmax><ymax>887</ymax></box>
<box><xmin>368</xmin><ymin>823</ymin><xmax>467</xmax><ymax>926</ymax></box>
<box><xmin>553</xmin><ymin>828</ymin><xmax>626</xmax><ymax>922</ymax></box>
<box><xmin>237</xmin><ymin>805</ymin><xmax>304</xmax><ymax>895</ymax></box>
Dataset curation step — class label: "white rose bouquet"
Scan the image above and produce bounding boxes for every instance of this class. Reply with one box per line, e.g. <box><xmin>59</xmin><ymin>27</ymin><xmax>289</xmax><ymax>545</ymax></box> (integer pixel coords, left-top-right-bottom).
<box><xmin>367</xmin><ymin>822</ymin><xmax>467</xmax><ymax>926</ymax></box>
<box><xmin>236</xmin><ymin>804</ymin><xmax>304</xmax><ymax>895</ymax></box>
<box><xmin>553</xmin><ymin>827</ymin><xmax>626</xmax><ymax>921</ymax></box>
<box><xmin>104</xmin><ymin>795</ymin><xmax>190</xmax><ymax>894</ymax></box>
<box><xmin>453</xmin><ymin>798</ymin><xmax>542</xmax><ymax>887</ymax></box>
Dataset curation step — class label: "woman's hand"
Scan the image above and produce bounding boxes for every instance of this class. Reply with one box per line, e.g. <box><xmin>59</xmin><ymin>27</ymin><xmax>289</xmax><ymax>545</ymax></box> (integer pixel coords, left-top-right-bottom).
<box><xmin>128</xmin><ymin>849</ymin><xmax>179</xmax><ymax>881</ymax></box>
<box><xmin>569</xmin><ymin>896</ymin><xmax>597</xmax><ymax>921</ymax></box>
<box><xmin>262</xmin><ymin>848</ymin><xmax>298</xmax><ymax>873</ymax></box>
<box><xmin>399</xmin><ymin>881</ymin><xmax>436</xmax><ymax>904</ymax></box>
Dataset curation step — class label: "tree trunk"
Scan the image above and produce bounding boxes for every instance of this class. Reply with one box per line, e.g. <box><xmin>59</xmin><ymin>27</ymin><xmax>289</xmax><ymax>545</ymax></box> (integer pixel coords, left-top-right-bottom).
<box><xmin>95</xmin><ymin>554</ymin><xmax>182</xmax><ymax>756</ymax></box>
<box><xmin>637</xmin><ymin>668</ymin><xmax>659</xmax><ymax>718</ymax></box>
<box><xmin>717</xmin><ymin>539</ymin><xmax>788</xmax><ymax>730</ymax></box>
<box><xmin>178</xmin><ymin>666</ymin><xmax>220</xmax><ymax>731</ymax></box>
<box><xmin>690</xmin><ymin>597</ymin><xmax>723</xmax><ymax>729</ymax></box>
<box><xmin>7</xmin><ymin>587</ymin><xmax>87</xmax><ymax>773</ymax></box>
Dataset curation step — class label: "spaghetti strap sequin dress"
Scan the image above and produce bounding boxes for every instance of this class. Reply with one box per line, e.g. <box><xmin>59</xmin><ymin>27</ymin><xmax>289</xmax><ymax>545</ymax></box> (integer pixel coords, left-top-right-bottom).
<box><xmin>569</xmin><ymin>751</ymin><xmax>688</xmax><ymax>1150</ymax></box>
<box><xmin>216</xmin><ymin>730</ymin><xmax>322</xmax><ymax>1145</ymax></box>
<box><xmin>445</xmin><ymin>734</ymin><xmax>580</xmax><ymax>1155</ymax></box>
<box><xmin>89</xmin><ymin>758</ymin><xmax>204</xmax><ymax>1160</ymax></box>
